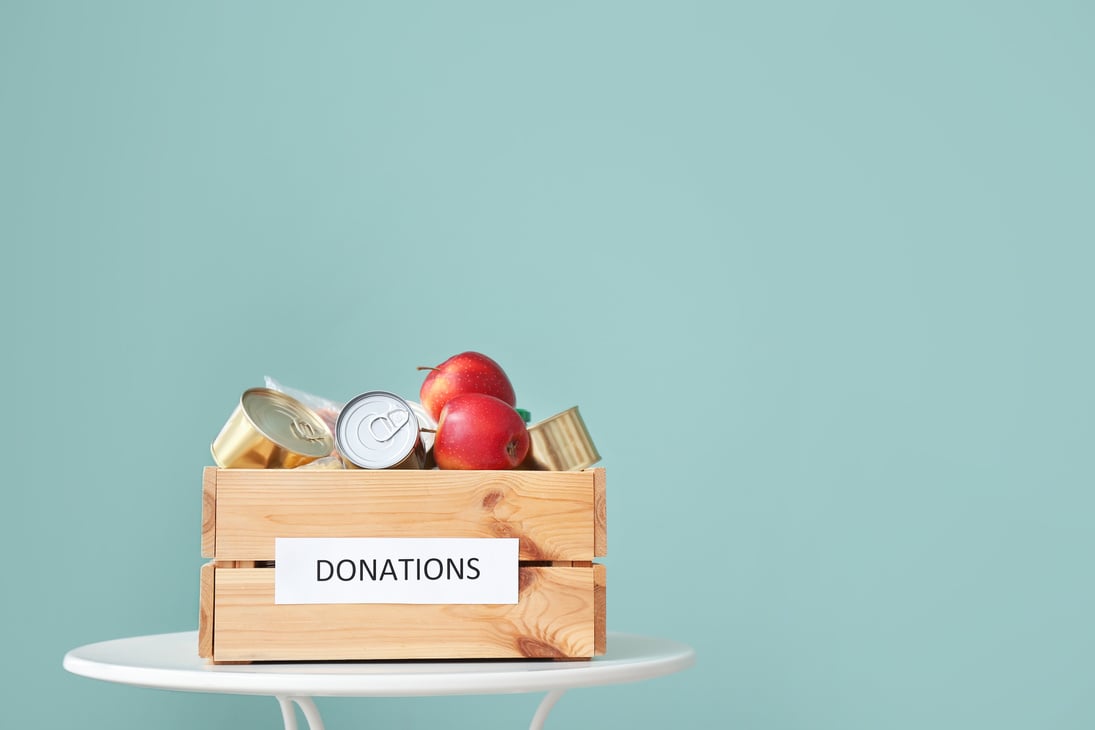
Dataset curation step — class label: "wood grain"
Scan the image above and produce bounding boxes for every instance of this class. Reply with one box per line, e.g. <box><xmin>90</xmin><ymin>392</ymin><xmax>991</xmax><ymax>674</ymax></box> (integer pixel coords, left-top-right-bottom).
<box><xmin>198</xmin><ymin>562</ymin><xmax>214</xmax><ymax>658</ymax></box>
<box><xmin>211</xmin><ymin>469</ymin><xmax>599</xmax><ymax>562</ymax></box>
<box><xmin>592</xmin><ymin>467</ymin><xmax>607</xmax><ymax>557</ymax></box>
<box><xmin>212</xmin><ymin>566</ymin><xmax>597</xmax><ymax>662</ymax></box>
<box><xmin>594</xmin><ymin>563</ymin><xmax>606</xmax><ymax>655</ymax></box>
<box><xmin>201</xmin><ymin>467</ymin><xmax>217</xmax><ymax>558</ymax></box>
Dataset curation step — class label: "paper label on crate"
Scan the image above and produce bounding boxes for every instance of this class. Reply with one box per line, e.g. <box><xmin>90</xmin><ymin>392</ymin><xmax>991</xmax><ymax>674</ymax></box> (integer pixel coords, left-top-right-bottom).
<box><xmin>274</xmin><ymin>537</ymin><xmax>519</xmax><ymax>605</ymax></box>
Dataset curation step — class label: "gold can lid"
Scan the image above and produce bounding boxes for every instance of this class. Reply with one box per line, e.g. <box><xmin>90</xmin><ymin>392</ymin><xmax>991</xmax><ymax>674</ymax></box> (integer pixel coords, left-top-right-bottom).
<box><xmin>241</xmin><ymin>387</ymin><xmax>334</xmax><ymax>457</ymax></box>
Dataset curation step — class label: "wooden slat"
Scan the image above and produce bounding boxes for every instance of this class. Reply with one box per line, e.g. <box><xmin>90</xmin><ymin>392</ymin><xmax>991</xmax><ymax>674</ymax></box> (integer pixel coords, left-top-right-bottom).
<box><xmin>212</xmin><ymin>566</ymin><xmax>596</xmax><ymax>661</ymax></box>
<box><xmin>594</xmin><ymin>563</ymin><xmax>606</xmax><ymax>655</ymax></box>
<box><xmin>592</xmin><ymin>467</ymin><xmax>607</xmax><ymax>557</ymax></box>
<box><xmin>201</xmin><ymin>467</ymin><xmax>217</xmax><ymax>558</ymax></box>
<box><xmin>198</xmin><ymin>562</ymin><xmax>215</xmax><ymax>658</ymax></box>
<box><xmin>212</xmin><ymin>469</ymin><xmax>598</xmax><ymax>562</ymax></box>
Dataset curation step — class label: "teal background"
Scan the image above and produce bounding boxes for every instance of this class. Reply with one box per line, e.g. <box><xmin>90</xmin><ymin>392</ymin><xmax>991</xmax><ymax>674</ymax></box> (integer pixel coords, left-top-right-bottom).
<box><xmin>3</xmin><ymin>1</ymin><xmax>1093</xmax><ymax>728</ymax></box>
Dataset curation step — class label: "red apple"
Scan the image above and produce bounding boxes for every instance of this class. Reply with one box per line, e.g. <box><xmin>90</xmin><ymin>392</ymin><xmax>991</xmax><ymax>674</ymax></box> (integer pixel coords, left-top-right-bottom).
<box><xmin>434</xmin><ymin>393</ymin><xmax>530</xmax><ymax>470</ymax></box>
<box><xmin>418</xmin><ymin>351</ymin><xmax>516</xmax><ymax>422</ymax></box>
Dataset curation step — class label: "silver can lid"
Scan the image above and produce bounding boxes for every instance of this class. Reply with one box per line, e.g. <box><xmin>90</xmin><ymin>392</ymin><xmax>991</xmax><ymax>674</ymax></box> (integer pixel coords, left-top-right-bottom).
<box><xmin>336</xmin><ymin>391</ymin><xmax>421</xmax><ymax>469</ymax></box>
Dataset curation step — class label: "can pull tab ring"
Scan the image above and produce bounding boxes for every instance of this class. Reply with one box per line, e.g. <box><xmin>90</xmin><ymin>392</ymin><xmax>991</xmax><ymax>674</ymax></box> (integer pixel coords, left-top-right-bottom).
<box><xmin>366</xmin><ymin>408</ymin><xmax>411</xmax><ymax>443</ymax></box>
<box><xmin>290</xmin><ymin>419</ymin><xmax>328</xmax><ymax>443</ymax></box>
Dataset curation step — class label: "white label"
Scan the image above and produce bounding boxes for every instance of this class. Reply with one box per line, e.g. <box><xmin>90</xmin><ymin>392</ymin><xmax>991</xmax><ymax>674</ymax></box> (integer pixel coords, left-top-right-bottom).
<box><xmin>274</xmin><ymin>537</ymin><xmax>519</xmax><ymax>605</ymax></box>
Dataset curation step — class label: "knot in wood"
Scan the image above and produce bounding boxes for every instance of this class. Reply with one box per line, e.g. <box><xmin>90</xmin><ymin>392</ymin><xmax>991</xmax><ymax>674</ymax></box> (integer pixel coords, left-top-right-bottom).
<box><xmin>481</xmin><ymin>489</ymin><xmax>504</xmax><ymax>510</ymax></box>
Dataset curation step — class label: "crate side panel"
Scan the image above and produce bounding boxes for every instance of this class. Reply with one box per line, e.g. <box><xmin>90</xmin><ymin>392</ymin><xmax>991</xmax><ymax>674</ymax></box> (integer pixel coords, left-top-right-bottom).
<box><xmin>198</xmin><ymin>562</ymin><xmax>215</xmax><ymax>658</ymax></box>
<box><xmin>213</xmin><ymin>469</ymin><xmax>596</xmax><ymax>562</ymax></box>
<box><xmin>594</xmin><ymin>563</ymin><xmax>606</xmax><ymax>655</ymax></box>
<box><xmin>212</xmin><ymin>566</ymin><xmax>596</xmax><ymax>661</ymax></box>
<box><xmin>201</xmin><ymin>467</ymin><xmax>217</xmax><ymax>558</ymax></box>
<box><xmin>592</xmin><ymin>467</ymin><xmax>607</xmax><ymax>557</ymax></box>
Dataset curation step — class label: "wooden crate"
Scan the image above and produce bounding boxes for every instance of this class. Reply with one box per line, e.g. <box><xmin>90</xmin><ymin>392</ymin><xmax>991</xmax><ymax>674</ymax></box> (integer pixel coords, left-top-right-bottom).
<box><xmin>199</xmin><ymin>467</ymin><xmax>606</xmax><ymax>662</ymax></box>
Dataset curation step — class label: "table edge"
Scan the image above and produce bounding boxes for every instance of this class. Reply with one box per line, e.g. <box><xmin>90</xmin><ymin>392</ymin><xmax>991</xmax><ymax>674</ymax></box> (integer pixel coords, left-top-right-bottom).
<box><xmin>63</xmin><ymin>631</ymin><xmax>696</xmax><ymax>698</ymax></box>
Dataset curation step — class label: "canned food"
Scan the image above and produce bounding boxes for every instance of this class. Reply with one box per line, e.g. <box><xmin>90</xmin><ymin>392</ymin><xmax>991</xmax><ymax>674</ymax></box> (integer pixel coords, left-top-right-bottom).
<box><xmin>211</xmin><ymin>388</ymin><xmax>334</xmax><ymax>469</ymax></box>
<box><xmin>524</xmin><ymin>405</ymin><xmax>601</xmax><ymax>471</ymax></box>
<box><xmin>336</xmin><ymin>391</ymin><xmax>426</xmax><ymax>469</ymax></box>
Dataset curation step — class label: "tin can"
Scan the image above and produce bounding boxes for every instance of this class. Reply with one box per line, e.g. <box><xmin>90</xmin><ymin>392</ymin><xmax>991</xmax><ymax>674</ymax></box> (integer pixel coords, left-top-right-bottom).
<box><xmin>524</xmin><ymin>405</ymin><xmax>601</xmax><ymax>471</ymax></box>
<box><xmin>335</xmin><ymin>391</ymin><xmax>426</xmax><ymax>469</ymax></box>
<box><xmin>211</xmin><ymin>388</ymin><xmax>334</xmax><ymax>469</ymax></box>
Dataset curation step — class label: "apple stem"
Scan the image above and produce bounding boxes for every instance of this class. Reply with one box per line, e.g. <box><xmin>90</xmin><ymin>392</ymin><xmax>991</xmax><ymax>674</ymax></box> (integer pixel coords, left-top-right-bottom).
<box><xmin>420</xmin><ymin>428</ymin><xmax>437</xmax><ymax>434</ymax></box>
<box><xmin>416</xmin><ymin>366</ymin><xmax>438</xmax><ymax>372</ymax></box>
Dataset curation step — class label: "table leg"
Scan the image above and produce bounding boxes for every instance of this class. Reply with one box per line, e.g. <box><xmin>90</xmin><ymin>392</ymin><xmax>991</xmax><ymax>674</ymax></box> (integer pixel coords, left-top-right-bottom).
<box><xmin>529</xmin><ymin>689</ymin><xmax>566</xmax><ymax>730</ymax></box>
<box><xmin>275</xmin><ymin>690</ymin><xmax>565</xmax><ymax>730</ymax></box>
<box><xmin>276</xmin><ymin>696</ymin><xmax>326</xmax><ymax>730</ymax></box>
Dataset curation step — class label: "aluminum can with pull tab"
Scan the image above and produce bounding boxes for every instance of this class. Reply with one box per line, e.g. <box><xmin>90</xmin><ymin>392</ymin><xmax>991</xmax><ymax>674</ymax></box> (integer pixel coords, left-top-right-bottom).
<box><xmin>211</xmin><ymin>388</ymin><xmax>334</xmax><ymax>469</ymax></box>
<box><xmin>335</xmin><ymin>390</ymin><xmax>426</xmax><ymax>469</ymax></box>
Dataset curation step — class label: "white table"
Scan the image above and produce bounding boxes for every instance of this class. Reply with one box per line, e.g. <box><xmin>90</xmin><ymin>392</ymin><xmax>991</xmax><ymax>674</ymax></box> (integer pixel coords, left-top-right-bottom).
<box><xmin>63</xmin><ymin>631</ymin><xmax>695</xmax><ymax>730</ymax></box>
